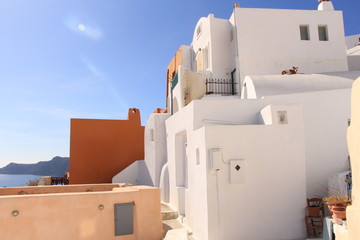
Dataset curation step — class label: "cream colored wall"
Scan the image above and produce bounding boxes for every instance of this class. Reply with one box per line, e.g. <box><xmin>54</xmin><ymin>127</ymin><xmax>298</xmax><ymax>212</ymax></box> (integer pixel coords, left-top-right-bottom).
<box><xmin>182</xmin><ymin>68</ymin><xmax>207</xmax><ymax>106</ymax></box>
<box><xmin>0</xmin><ymin>185</ymin><xmax>163</xmax><ymax>240</ymax></box>
<box><xmin>343</xmin><ymin>77</ymin><xmax>360</xmax><ymax>240</ymax></box>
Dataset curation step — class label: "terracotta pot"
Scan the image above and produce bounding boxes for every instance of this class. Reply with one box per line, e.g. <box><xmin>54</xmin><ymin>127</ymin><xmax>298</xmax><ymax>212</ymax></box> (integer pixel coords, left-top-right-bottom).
<box><xmin>332</xmin><ymin>206</ymin><xmax>346</xmax><ymax>220</ymax></box>
<box><xmin>326</xmin><ymin>203</ymin><xmax>346</xmax><ymax>215</ymax></box>
<box><xmin>308</xmin><ymin>207</ymin><xmax>321</xmax><ymax>217</ymax></box>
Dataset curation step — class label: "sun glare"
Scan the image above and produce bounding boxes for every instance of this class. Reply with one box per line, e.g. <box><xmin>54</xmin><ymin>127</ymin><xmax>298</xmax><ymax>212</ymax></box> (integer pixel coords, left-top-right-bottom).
<box><xmin>78</xmin><ymin>24</ymin><xmax>86</xmax><ymax>31</ymax></box>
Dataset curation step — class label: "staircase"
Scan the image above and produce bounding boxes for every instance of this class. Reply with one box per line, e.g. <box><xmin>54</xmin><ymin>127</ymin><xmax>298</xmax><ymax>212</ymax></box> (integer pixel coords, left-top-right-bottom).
<box><xmin>161</xmin><ymin>203</ymin><xmax>195</xmax><ymax>240</ymax></box>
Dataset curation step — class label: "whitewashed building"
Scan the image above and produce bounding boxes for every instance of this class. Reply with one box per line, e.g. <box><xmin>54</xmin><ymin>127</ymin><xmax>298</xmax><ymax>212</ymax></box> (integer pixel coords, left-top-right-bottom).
<box><xmin>346</xmin><ymin>34</ymin><xmax>360</xmax><ymax>71</ymax></box>
<box><xmin>114</xmin><ymin>2</ymin><xmax>360</xmax><ymax>239</ymax></box>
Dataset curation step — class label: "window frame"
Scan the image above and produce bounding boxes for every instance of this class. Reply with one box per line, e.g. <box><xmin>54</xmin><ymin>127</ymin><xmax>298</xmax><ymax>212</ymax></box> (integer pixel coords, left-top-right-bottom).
<box><xmin>318</xmin><ymin>25</ymin><xmax>329</xmax><ymax>41</ymax></box>
<box><xmin>299</xmin><ymin>25</ymin><xmax>310</xmax><ymax>41</ymax></box>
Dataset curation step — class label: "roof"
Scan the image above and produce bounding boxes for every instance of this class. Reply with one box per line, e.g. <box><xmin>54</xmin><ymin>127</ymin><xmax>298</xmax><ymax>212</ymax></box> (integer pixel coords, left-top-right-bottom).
<box><xmin>347</xmin><ymin>45</ymin><xmax>360</xmax><ymax>55</ymax></box>
<box><xmin>243</xmin><ymin>71</ymin><xmax>360</xmax><ymax>98</ymax></box>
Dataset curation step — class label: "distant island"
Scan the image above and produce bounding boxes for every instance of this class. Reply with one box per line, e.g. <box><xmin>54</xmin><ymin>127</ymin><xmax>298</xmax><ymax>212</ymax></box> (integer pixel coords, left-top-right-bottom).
<box><xmin>0</xmin><ymin>156</ymin><xmax>69</xmax><ymax>177</ymax></box>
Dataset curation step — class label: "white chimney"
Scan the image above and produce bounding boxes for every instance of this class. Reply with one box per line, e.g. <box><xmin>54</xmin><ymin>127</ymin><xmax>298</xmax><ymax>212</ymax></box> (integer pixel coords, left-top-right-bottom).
<box><xmin>318</xmin><ymin>1</ymin><xmax>334</xmax><ymax>11</ymax></box>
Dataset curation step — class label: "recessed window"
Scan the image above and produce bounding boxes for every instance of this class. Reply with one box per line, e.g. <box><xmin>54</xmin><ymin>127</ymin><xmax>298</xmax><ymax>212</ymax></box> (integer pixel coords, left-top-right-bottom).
<box><xmin>277</xmin><ymin>111</ymin><xmax>288</xmax><ymax>124</ymax></box>
<box><xmin>196</xmin><ymin>24</ymin><xmax>202</xmax><ymax>38</ymax></box>
<box><xmin>150</xmin><ymin>129</ymin><xmax>154</xmax><ymax>142</ymax></box>
<box><xmin>203</xmin><ymin>46</ymin><xmax>209</xmax><ymax>70</ymax></box>
<box><xmin>300</xmin><ymin>25</ymin><xmax>310</xmax><ymax>41</ymax></box>
<box><xmin>318</xmin><ymin>25</ymin><xmax>328</xmax><ymax>41</ymax></box>
<box><xmin>196</xmin><ymin>148</ymin><xmax>200</xmax><ymax>165</ymax></box>
<box><xmin>230</xmin><ymin>29</ymin><xmax>234</xmax><ymax>42</ymax></box>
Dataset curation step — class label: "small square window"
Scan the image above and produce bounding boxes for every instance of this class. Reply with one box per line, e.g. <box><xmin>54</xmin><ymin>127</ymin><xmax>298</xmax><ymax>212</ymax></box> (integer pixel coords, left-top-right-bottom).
<box><xmin>318</xmin><ymin>25</ymin><xmax>328</xmax><ymax>41</ymax></box>
<box><xmin>277</xmin><ymin>111</ymin><xmax>288</xmax><ymax>124</ymax></box>
<box><xmin>300</xmin><ymin>25</ymin><xmax>310</xmax><ymax>41</ymax></box>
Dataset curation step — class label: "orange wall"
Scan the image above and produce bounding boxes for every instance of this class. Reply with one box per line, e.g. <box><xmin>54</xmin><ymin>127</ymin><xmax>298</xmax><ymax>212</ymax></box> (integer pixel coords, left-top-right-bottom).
<box><xmin>167</xmin><ymin>46</ymin><xmax>183</xmax><ymax>83</ymax></box>
<box><xmin>166</xmin><ymin>46</ymin><xmax>183</xmax><ymax>103</ymax></box>
<box><xmin>70</xmin><ymin>108</ymin><xmax>144</xmax><ymax>184</ymax></box>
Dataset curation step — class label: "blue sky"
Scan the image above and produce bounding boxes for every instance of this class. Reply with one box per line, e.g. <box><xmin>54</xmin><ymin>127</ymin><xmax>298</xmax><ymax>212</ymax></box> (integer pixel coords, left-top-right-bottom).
<box><xmin>0</xmin><ymin>0</ymin><xmax>359</xmax><ymax>167</ymax></box>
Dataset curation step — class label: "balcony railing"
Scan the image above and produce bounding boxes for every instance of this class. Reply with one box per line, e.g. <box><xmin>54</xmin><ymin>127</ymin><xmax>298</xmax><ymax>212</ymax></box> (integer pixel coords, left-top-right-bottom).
<box><xmin>51</xmin><ymin>177</ymin><xmax>69</xmax><ymax>185</ymax></box>
<box><xmin>205</xmin><ymin>78</ymin><xmax>237</xmax><ymax>95</ymax></box>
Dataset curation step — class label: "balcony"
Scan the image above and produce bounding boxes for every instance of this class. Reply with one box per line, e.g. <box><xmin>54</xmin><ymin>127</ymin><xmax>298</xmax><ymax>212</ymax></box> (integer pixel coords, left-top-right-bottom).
<box><xmin>205</xmin><ymin>78</ymin><xmax>238</xmax><ymax>96</ymax></box>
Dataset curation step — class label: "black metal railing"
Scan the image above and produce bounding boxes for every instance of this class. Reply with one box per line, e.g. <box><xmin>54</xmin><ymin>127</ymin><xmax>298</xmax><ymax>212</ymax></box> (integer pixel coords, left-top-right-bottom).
<box><xmin>51</xmin><ymin>177</ymin><xmax>69</xmax><ymax>185</ymax></box>
<box><xmin>205</xmin><ymin>78</ymin><xmax>237</xmax><ymax>95</ymax></box>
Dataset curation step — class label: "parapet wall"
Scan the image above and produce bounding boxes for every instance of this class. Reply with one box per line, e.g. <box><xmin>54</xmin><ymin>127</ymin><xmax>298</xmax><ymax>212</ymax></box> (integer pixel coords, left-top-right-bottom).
<box><xmin>0</xmin><ymin>184</ymin><xmax>163</xmax><ymax>240</ymax></box>
<box><xmin>0</xmin><ymin>183</ymin><xmax>120</xmax><ymax>196</ymax></box>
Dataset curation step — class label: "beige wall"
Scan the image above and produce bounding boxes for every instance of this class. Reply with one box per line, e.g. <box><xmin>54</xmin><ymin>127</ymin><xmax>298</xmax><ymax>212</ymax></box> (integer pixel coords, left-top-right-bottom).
<box><xmin>0</xmin><ymin>183</ymin><xmax>119</xmax><ymax>196</ymax></box>
<box><xmin>341</xmin><ymin>77</ymin><xmax>360</xmax><ymax>239</ymax></box>
<box><xmin>182</xmin><ymin>68</ymin><xmax>207</xmax><ymax>106</ymax></box>
<box><xmin>0</xmin><ymin>185</ymin><xmax>163</xmax><ymax>240</ymax></box>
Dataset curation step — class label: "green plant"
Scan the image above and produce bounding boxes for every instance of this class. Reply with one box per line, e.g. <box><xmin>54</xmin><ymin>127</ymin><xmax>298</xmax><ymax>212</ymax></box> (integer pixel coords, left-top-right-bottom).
<box><xmin>309</xmin><ymin>199</ymin><xmax>322</xmax><ymax>207</ymax></box>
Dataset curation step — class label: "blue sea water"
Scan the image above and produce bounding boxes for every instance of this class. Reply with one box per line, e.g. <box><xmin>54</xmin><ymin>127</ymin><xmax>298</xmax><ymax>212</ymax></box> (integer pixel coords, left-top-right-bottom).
<box><xmin>0</xmin><ymin>174</ymin><xmax>42</xmax><ymax>188</ymax></box>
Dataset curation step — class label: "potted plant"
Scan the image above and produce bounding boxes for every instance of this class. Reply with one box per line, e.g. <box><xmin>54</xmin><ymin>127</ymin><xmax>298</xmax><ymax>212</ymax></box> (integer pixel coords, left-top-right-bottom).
<box><xmin>307</xmin><ymin>199</ymin><xmax>323</xmax><ymax>217</ymax></box>
<box><xmin>323</xmin><ymin>196</ymin><xmax>351</xmax><ymax>220</ymax></box>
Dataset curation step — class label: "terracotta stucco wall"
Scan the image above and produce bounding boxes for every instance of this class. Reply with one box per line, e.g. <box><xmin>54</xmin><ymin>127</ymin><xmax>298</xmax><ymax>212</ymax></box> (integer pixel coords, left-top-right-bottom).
<box><xmin>70</xmin><ymin>108</ymin><xmax>144</xmax><ymax>184</ymax></box>
<box><xmin>0</xmin><ymin>185</ymin><xmax>163</xmax><ymax>240</ymax></box>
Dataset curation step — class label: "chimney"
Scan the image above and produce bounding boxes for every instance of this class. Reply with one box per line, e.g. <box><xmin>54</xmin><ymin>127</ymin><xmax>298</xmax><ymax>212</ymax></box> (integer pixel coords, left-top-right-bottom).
<box><xmin>234</xmin><ymin>3</ymin><xmax>240</xmax><ymax>8</ymax></box>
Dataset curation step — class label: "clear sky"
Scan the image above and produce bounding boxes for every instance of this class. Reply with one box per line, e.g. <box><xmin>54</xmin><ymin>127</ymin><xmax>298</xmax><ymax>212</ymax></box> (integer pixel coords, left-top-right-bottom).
<box><xmin>0</xmin><ymin>0</ymin><xmax>359</xmax><ymax>167</ymax></box>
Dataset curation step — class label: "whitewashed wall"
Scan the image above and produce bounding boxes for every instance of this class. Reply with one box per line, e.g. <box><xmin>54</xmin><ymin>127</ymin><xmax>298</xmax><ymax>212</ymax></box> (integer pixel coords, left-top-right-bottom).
<box><xmin>192</xmin><ymin>14</ymin><xmax>235</xmax><ymax>80</ymax></box>
<box><xmin>348</xmin><ymin>56</ymin><xmax>360</xmax><ymax>71</ymax></box>
<box><xmin>165</xmin><ymin>82</ymin><xmax>352</xmax><ymax>238</ymax></box>
<box><xmin>188</xmin><ymin>2</ymin><xmax>348</xmax><ymax>93</ymax></box>
<box><xmin>204</xmin><ymin>104</ymin><xmax>306</xmax><ymax>240</ymax></box>
<box><xmin>345</xmin><ymin>34</ymin><xmax>360</xmax><ymax>49</ymax></box>
<box><xmin>191</xmin><ymin>86</ymin><xmax>352</xmax><ymax>198</ymax></box>
<box><xmin>230</xmin><ymin>4</ymin><xmax>348</xmax><ymax>81</ymax></box>
<box><xmin>144</xmin><ymin>113</ymin><xmax>170</xmax><ymax>187</ymax></box>
<box><xmin>165</xmin><ymin>101</ymin><xmax>307</xmax><ymax>240</ymax></box>
<box><xmin>112</xmin><ymin>160</ymin><xmax>152</xmax><ymax>185</ymax></box>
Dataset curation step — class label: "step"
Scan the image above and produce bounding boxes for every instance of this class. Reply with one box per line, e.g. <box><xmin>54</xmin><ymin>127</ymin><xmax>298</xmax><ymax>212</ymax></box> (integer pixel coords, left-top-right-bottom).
<box><xmin>161</xmin><ymin>203</ymin><xmax>179</xmax><ymax>220</ymax></box>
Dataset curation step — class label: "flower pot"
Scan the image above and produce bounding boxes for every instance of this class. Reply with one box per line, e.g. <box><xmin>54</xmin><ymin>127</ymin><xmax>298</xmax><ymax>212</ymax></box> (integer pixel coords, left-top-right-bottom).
<box><xmin>332</xmin><ymin>206</ymin><xmax>346</xmax><ymax>220</ymax></box>
<box><xmin>325</xmin><ymin>203</ymin><xmax>347</xmax><ymax>215</ymax></box>
<box><xmin>308</xmin><ymin>207</ymin><xmax>321</xmax><ymax>217</ymax></box>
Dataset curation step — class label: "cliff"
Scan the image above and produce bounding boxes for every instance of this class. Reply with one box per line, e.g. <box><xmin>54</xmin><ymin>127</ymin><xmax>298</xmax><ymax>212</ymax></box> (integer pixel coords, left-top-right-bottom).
<box><xmin>0</xmin><ymin>156</ymin><xmax>69</xmax><ymax>177</ymax></box>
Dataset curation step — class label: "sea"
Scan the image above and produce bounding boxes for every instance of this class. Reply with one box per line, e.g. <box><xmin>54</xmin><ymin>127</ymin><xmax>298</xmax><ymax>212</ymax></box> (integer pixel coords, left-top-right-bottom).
<box><xmin>0</xmin><ymin>174</ymin><xmax>43</xmax><ymax>188</ymax></box>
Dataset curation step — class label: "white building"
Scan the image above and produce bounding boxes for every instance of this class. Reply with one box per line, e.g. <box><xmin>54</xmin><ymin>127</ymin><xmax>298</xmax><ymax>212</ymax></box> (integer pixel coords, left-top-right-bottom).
<box><xmin>114</xmin><ymin>2</ymin><xmax>360</xmax><ymax>239</ymax></box>
<box><xmin>346</xmin><ymin>34</ymin><xmax>360</xmax><ymax>71</ymax></box>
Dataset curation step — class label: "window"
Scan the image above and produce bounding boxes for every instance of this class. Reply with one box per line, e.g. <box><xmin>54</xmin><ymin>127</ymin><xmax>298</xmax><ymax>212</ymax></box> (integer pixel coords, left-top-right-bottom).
<box><xmin>300</xmin><ymin>25</ymin><xmax>310</xmax><ymax>40</ymax></box>
<box><xmin>203</xmin><ymin>46</ymin><xmax>209</xmax><ymax>70</ymax></box>
<box><xmin>150</xmin><ymin>129</ymin><xmax>154</xmax><ymax>142</ymax></box>
<box><xmin>196</xmin><ymin>24</ymin><xmax>202</xmax><ymax>38</ymax></box>
<box><xmin>277</xmin><ymin>111</ymin><xmax>288</xmax><ymax>124</ymax></box>
<box><xmin>196</xmin><ymin>148</ymin><xmax>200</xmax><ymax>165</ymax></box>
<box><xmin>318</xmin><ymin>25</ymin><xmax>328</xmax><ymax>41</ymax></box>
